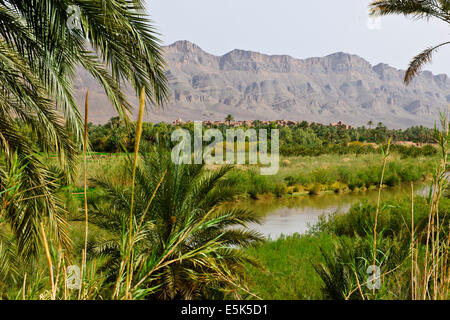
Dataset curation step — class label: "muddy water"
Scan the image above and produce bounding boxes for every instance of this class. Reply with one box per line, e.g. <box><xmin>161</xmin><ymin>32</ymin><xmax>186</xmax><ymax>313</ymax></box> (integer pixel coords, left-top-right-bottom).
<box><xmin>229</xmin><ymin>183</ymin><xmax>429</xmax><ymax>239</ymax></box>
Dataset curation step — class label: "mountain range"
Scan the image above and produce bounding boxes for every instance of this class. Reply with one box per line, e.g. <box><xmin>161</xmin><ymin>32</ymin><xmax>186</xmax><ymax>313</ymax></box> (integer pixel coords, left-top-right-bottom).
<box><xmin>73</xmin><ymin>40</ymin><xmax>450</xmax><ymax>128</ymax></box>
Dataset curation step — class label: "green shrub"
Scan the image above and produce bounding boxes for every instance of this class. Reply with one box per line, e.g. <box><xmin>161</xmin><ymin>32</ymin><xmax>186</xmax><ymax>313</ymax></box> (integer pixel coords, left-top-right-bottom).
<box><xmin>313</xmin><ymin>234</ymin><xmax>410</xmax><ymax>300</ymax></box>
<box><xmin>273</xmin><ymin>183</ymin><xmax>287</xmax><ymax>197</ymax></box>
<box><xmin>309</xmin><ymin>183</ymin><xmax>322</xmax><ymax>195</ymax></box>
<box><xmin>284</xmin><ymin>175</ymin><xmax>297</xmax><ymax>187</ymax></box>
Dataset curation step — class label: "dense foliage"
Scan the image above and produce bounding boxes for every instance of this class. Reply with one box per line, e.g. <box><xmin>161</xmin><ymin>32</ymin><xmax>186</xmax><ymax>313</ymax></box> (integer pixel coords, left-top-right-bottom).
<box><xmin>0</xmin><ymin>0</ymin><xmax>168</xmax><ymax>260</ymax></box>
<box><xmin>86</xmin><ymin>117</ymin><xmax>437</xmax><ymax>158</ymax></box>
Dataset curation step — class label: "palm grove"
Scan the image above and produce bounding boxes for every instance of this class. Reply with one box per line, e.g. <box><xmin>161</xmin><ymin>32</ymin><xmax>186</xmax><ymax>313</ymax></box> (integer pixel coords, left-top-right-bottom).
<box><xmin>0</xmin><ymin>0</ymin><xmax>449</xmax><ymax>300</ymax></box>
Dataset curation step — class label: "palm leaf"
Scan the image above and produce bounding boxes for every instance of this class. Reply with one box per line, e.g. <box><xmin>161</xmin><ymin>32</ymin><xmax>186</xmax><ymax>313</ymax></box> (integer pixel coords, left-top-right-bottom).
<box><xmin>404</xmin><ymin>42</ymin><xmax>450</xmax><ymax>84</ymax></box>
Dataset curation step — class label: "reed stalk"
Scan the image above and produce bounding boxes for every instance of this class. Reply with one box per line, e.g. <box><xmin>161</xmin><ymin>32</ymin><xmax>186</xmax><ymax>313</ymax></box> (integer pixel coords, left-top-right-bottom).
<box><xmin>422</xmin><ymin>112</ymin><xmax>449</xmax><ymax>299</ymax></box>
<box><xmin>79</xmin><ymin>90</ymin><xmax>89</xmax><ymax>300</ymax></box>
<box><xmin>372</xmin><ymin>137</ymin><xmax>391</xmax><ymax>296</ymax></box>
<box><xmin>63</xmin><ymin>264</ymin><xmax>68</xmax><ymax>300</ymax></box>
<box><xmin>40</xmin><ymin>222</ymin><xmax>55</xmax><ymax>300</ymax></box>
<box><xmin>124</xmin><ymin>87</ymin><xmax>146</xmax><ymax>299</ymax></box>
<box><xmin>22</xmin><ymin>273</ymin><xmax>26</xmax><ymax>300</ymax></box>
<box><xmin>410</xmin><ymin>181</ymin><xmax>415</xmax><ymax>300</ymax></box>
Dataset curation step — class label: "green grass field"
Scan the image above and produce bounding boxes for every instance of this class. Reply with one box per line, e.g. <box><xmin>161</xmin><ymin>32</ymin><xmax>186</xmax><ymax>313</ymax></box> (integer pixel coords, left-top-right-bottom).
<box><xmin>245</xmin><ymin>233</ymin><xmax>335</xmax><ymax>300</ymax></box>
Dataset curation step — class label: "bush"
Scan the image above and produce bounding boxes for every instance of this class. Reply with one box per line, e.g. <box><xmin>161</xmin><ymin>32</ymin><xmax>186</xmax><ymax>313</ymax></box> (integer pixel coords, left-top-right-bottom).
<box><xmin>312</xmin><ymin>197</ymin><xmax>450</xmax><ymax>241</ymax></box>
<box><xmin>312</xmin><ymin>168</ymin><xmax>337</xmax><ymax>185</ymax></box>
<box><xmin>309</xmin><ymin>183</ymin><xmax>322</xmax><ymax>195</ymax></box>
<box><xmin>284</xmin><ymin>175</ymin><xmax>297</xmax><ymax>186</ymax></box>
<box><xmin>313</xmin><ymin>234</ymin><xmax>410</xmax><ymax>300</ymax></box>
<box><xmin>273</xmin><ymin>183</ymin><xmax>287</xmax><ymax>197</ymax></box>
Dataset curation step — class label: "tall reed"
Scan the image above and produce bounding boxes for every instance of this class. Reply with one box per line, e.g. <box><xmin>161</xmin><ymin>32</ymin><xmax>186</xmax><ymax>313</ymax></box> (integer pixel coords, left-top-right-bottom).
<box><xmin>79</xmin><ymin>90</ymin><xmax>89</xmax><ymax>299</ymax></box>
<box><xmin>410</xmin><ymin>181</ymin><xmax>415</xmax><ymax>299</ymax></box>
<box><xmin>419</xmin><ymin>113</ymin><xmax>449</xmax><ymax>299</ymax></box>
<box><xmin>114</xmin><ymin>87</ymin><xmax>146</xmax><ymax>299</ymax></box>
<box><xmin>40</xmin><ymin>222</ymin><xmax>55</xmax><ymax>300</ymax></box>
<box><xmin>372</xmin><ymin>137</ymin><xmax>391</xmax><ymax>295</ymax></box>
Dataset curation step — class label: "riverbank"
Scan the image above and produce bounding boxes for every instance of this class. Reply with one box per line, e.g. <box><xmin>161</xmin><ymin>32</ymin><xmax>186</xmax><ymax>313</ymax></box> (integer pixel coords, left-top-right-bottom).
<box><xmin>68</xmin><ymin>153</ymin><xmax>436</xmax><ymax>200</ymax></box>
<box><xmin>221</xmin><ymin>153</ymin><xmax>436</xmax><ymax>199</ymax></box>
<box><xmin>226</xmin><ymin>181</ymin><xmax>429</xmax><ymax>239</ymax></box>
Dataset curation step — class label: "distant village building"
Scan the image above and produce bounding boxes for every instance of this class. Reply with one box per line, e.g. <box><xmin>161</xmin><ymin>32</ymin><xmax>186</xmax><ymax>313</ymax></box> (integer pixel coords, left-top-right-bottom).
<box><xmin>329</xmin><ymin>121</ymin><xmax>352</xmax><ymax>129</ymax></box>
<box><xmin>172</xmin><ymin>117</ymin><xmax>353</xmax><ymax>129</ymax></box>
<box><xmin>173</xmin><ymin>117</ymin><xmax>184</xmax><ymax>125</ymax></box>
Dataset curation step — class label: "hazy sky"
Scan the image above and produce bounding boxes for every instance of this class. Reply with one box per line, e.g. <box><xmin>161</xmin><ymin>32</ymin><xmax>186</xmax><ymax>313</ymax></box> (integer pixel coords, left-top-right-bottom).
<box><xmin>145</xmin><ymin>0</ymin><xmax>450</xmax><ymax>76</ymax></box>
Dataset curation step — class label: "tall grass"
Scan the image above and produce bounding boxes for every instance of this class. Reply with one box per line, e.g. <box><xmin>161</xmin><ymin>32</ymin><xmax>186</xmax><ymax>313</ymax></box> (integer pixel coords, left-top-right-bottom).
<box><xmin>80</xmin><ymin>90</ymin><xmax>89</xmax><ymax>299</ymax></box>
<box><xmin>245</xmin><ymin>119</ymin><xmax>449</xmax><ymax>300</ymax></box>
<box><xmin>244</xmin><ymin>233</ymin><xmax>334</xmax><ymax>300</ymax></box>
<box><xmin>372</xmin><ymin>138</ymin><xmax>391</xmax><ymax>295</ymax></box>
<box><xmin>123</xmin><ymin>87</ymin><xmax>146</xmax><ymax>299</ymax></box>
<box><xmin>417</xmin><ymin>114</ymin><xmax>449</xmax><ymax>299</ymax></box>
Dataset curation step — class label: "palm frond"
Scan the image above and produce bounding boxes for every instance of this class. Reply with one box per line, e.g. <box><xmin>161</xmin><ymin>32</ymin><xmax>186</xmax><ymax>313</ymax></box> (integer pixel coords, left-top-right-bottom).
<box><xmin>369</xmin><ymin>0</ymin><xmax>450</xmax><ymax>21</ymax></box>
<box><xmin>370</xmin><ymin>1</ymin><xmax>450</xmax><ymax>84</ymax></box>
<box><xmin>404</xmin><ymin>42</ymin><xmax>450</xmax><ymax>84</ymax></box>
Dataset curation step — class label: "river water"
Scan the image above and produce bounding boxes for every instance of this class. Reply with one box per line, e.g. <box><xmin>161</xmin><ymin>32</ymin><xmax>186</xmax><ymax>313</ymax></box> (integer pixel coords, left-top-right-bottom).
<box><xmin>229</xmin><ymin>182</ymin><xmax>430</xmax><ymax>239</ymax></box>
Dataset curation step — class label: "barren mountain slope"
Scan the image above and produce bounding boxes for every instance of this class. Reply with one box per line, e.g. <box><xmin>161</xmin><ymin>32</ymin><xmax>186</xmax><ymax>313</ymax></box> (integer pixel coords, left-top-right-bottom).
<box><xmin>74</xmin><ymin>40</ymin><xmax>450</xmax><ymax>128</ymax></box>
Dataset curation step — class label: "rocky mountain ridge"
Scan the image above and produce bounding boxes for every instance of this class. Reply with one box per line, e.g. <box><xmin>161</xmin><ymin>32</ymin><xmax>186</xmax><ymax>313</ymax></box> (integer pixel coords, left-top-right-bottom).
<box><xmin>74</xmin><ymin>40</ymin><xmax>450</xmax><ymax>128</ymax></box>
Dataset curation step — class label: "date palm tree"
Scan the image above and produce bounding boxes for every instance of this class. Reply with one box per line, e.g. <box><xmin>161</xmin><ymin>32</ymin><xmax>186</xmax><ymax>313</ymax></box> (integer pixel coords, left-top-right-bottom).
<box><xmin>369</xmin><ymin>0</ymin><xmax>450</xmax><ymax>84</ymax></box>
<box><xmin>86</xmin><ymin>150</ymin><xmax>263</xmax><ymax>299</ymax></box>
<box><xmin>0</xmin><ymin>1</ymin><xmax>168</xmax><ymax>259</ymax></box>
<box><xmin>225</xmin><ymin>114</ymin><xmax>234</xmax><ymax>125</ymax></box>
